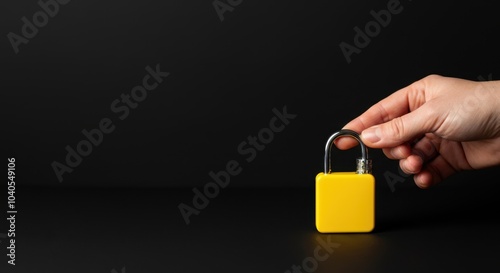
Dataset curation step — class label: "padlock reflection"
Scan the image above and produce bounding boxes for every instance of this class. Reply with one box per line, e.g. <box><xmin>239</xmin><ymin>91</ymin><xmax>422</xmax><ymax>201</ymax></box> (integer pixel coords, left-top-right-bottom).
<box><xmin>316</xmin><ymin>172</ymin><xmax>375</xmax><ymax>233</ymax></box>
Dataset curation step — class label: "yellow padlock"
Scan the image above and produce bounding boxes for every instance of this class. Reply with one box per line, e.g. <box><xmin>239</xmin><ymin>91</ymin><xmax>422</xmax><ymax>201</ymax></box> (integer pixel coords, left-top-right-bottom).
<box><xmin>316</xmin><ymin>129</ymin><xmax>375</xmax><ymax>233</ymax></box>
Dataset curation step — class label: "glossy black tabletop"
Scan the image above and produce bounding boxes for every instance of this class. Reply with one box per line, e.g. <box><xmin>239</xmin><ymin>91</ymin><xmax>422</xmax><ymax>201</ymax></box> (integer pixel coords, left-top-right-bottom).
<box><xmin>6</xmin><ymin>169</ymin><xmax>500</xmax><ymax>273</ymax></box>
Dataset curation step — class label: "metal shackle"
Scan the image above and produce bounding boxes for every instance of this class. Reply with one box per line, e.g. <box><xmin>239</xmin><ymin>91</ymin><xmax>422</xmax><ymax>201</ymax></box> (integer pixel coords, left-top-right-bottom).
<box><xmin>324</xmin><ymin>129</ymin><xmax>372</xmax><ymax>174</ymax></box>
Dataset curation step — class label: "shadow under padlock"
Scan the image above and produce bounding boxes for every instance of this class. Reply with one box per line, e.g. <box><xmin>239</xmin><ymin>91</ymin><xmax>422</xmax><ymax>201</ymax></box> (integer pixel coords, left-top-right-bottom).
<box><xmin>316</xmin><ymin>129</ymin><xmax>375</xmax><ymax>233</ymax></box>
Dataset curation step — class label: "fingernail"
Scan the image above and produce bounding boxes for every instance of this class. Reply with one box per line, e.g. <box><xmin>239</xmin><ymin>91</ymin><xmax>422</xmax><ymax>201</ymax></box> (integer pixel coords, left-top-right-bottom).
<box><xmin>362</xmin><ymin>127</ymin><xmax>381</xmax><ymax>143</ymax></box>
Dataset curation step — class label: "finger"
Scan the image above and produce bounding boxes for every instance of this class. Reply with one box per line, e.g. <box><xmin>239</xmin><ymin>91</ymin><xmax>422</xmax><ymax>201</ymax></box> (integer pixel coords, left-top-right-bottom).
<box><xmin>360</xmin><ymin>105</ymin><xmax>439</xmax><ymax>148</ymax></box>
<box><xmin>399</xmin><ymin>154</ymin><xmax>424</xmax><ymax>174</ymax></box>
<box><xmin>413</xmin><ymin>155</ymin><xmax>457</xmax><ymax>189</ymax></box>
<box><xmin>334</xmin><ymin>135</ymin><xmax>360</xmax><ymax>150</ymax></box>
<box><xmin>382</xmin><ymin>148</ymin><xmax>393</xmax><ymax>159</ymax></box>
<box><xmin>383</xmin><ymin>143</ymin><xmax>412</xmax><ymax>159</ymax></box>
<box><xmin>411</xmin><ymin>135</ymin><xmax>439</xmax><ymax>163</ymax></box>
<box><xmin>398</xmin><ymin>136</ymin><xmax>439</xmax><ymax>175</ymax></box>
<box><xmin>337</xmin><ymin>78</ymin><xmax>428</xmax><ymax>150</ymax></box>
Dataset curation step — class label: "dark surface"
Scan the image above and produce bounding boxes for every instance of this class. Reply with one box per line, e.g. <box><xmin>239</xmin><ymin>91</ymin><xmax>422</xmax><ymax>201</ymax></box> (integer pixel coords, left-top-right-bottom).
<box><xmin>5</xmin><ymin>170</ymin><xmax>500</xmax><ymax>273</ymax></box>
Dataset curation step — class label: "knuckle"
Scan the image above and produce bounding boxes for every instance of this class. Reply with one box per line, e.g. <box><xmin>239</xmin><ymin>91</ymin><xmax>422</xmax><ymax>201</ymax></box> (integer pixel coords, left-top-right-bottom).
<box><xmin>389</xmin><ymin>117</ymin><xmax>405</xmax><ymax>141</ymax></box>
<box><xmin>424</xmin><ymin>74</ymin><xmax>442</xmax><ymax>82</ymax></box>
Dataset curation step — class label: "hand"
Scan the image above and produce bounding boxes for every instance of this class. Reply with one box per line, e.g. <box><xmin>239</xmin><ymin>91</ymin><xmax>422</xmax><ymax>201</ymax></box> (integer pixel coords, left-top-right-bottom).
<box><xmin>336</xmin><ymin>74</ymin><xmax>500</xmax><ymax>189</ymax></box>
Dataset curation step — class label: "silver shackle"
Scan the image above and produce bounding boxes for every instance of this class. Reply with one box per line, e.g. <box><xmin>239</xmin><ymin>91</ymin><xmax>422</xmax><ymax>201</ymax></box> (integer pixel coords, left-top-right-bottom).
<box><xmin>324</xmin><ymin>129</ymin><xmax>372</xmax><ymax>174</ymax></box>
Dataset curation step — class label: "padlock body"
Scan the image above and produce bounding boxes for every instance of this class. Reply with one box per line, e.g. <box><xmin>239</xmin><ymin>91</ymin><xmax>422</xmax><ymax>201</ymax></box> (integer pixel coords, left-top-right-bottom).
<box><xmin>316</xmin><ymin>172</ymin><xmax>375</xmax><ymax>233</ymax></box>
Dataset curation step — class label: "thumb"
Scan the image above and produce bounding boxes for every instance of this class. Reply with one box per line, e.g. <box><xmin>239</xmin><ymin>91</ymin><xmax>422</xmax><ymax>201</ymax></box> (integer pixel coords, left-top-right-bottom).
<box><xmin>360</xmin><ymin>109</ymin><xmax>436</xmax><ymax>148</ymax></box>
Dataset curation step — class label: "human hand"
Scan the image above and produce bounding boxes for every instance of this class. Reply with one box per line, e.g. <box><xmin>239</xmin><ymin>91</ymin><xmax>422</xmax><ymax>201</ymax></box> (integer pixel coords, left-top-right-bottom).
<box><xmin>336</xmin><ymin>74</ymin><xmax>500</xmax><ymax>188</ymax></box>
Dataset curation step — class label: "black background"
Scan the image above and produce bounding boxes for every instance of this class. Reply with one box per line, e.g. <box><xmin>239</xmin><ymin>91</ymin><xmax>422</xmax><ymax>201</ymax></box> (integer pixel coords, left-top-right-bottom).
<box><xmin>2</xmin><ymin>0</ymin><xmax>500</xmax><ymax>272</ymax></box>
